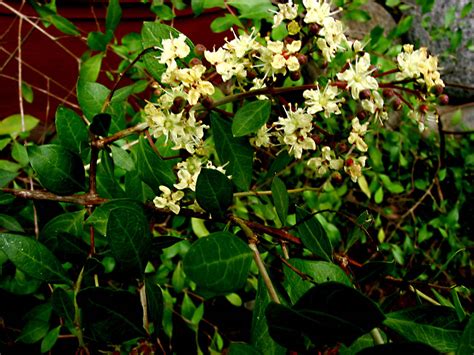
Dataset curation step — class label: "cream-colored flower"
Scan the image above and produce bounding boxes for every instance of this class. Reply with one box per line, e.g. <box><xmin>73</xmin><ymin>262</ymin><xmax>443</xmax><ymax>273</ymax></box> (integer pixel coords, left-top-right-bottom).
<box><xmin>303</xmin><ymin>82</ymin><xmax>342</xmax><ymax>117</ymax></box>
<box><xmin>153</xmin><ymin>185</ymin><xmax>184</xmax><ymax>214</ymax></box>
<box><xmin>307</xmin><ymin>145</ymin><xmax>343</xmax><ymax>177</ymax></box>
<box><xmin>251</xmin><ymin>124</ymin><xmax>272</xmax><ymax>148</ymax></box>
<box><xmin>174</xmin><ymin>156</ymin><xmax>202</xmax><ymax>191</ymax></box>
<box><xmin>159</xmin><ymin>34</ymin><xmax>190</xmax><ymax>65</ymax></box>
<box><xmin>337</xmin><ymin>53</ymin><xmax>378</xmax><ymax>99</ymax></box>
<box><xmin>345</xmin><ymin>156</ymin><xmax>367</xmax><ymax>182</ymax></box>
<box><xmin>258</xmin><ymin>39</ymin><xmax>302</xmax><ymax>78</ymax></box>
<box><xmin>303</xmin><ymin>0</ymin><xmax>332</xmax><ymax>25</ymax></box>
<box><xmin>348</xmin><ymin>118</ymin><xmax>369</xmax><ymax>152</ymax></box>
<box><xmin>272</xmin><ymin>0</ymin><xmax>299</xmax><ymax>27</ymax></box>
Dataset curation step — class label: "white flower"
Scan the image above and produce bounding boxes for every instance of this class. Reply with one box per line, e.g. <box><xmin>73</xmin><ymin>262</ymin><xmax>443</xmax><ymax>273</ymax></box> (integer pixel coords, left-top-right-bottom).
<box><xmin>307</xmin><ymin>146</ymin><xmax>343</xmax><ymax>177</ymax></box>
<box><xmin>303</xmin><ymin>82</ymin><xmax>342</xmax><ymax>117</ymax></box>
<box><xmin>153</xmin><ymin>185</ymin><xmax>184</xmax><ymax>214</ymax></box>
<box><xmin>345</xmin><ymin>156</ymin><xmax>367</xmax><ymax>182</ymax></box>
<box><xmin>251</xmin><ymin>124</ymin><xmax>272</xmax><ymax>148</ymax></box>
<box><xmin>258</xmin><ymin>39</ymin><xmax>302</xmax><ymax>79</ymax></box>
<box><xmin>159</xmin><ymin>34</ymin><xmax>190</xmax><ymax>65</ymax></box>
<box><xmin>272</xmin><ymin>0</ymin><xmax>299</xmax><ymax>28</ymax></box>
<box><xmin>316</xmin><ymin>17</ymin><xmax>347</xmax><ymax>62</ymax></box>
<box><xmin>348</xmin><ymin>118</ymin><xmax>369</xmax><ymax>152</ymax></box>
<box><xmin>303</xmin><ymin>0</ymin><xmax>332</xmax><ymax>25</ymax></box>
<box><xmin>174</xmin><ymin>156</ymin><xmax>203</xmax><ymax>191</ymax></box>
<box><xmin>144</xmin><ymin>103</ymin><xmax>184</xmax><ymax>143</ymax></box>
<box><xmin>337</xmin><ymin>53</ymin><xmax>378</xmax><ymax>99</ymax></box>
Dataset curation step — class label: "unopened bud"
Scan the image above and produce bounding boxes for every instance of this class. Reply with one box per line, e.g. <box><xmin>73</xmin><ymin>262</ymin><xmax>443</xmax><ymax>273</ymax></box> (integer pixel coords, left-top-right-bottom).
<box><xmin>382</xmin><ymin>88</ymin><xmax>395</xmax><ymax>98</ymax></box>
<box><xmin>419</xmin><ymin>104</ymin><xmax>429</xmax><ymax>113</ymax></box>
<box><xmin>247</xmin><ymin>69</ymin><xmax>257</xmax><ymax>80</ymax></box>
<box><xmin>357</xmin><ymin>111</ymin><xmax>368</xmax><ymax>120</ymax></box>
<box><xmin>331</xmin><ymin>172</ymin><xmax>343</xmax><ymax>185</ymax></box>
<box><xmin>201</xmin><ymin>96</ymin><xmax>214</xmax><ymax>109</ymax></box>
<box><xmin>337</xmin><ymin>142</ymin><xmax>348</xmax><ymax>153</ymax></box>
<box><xmin>359</xmin><ymin>89</ymin><xmax>371</xmax><ymax>100</ymax></box>
<box><xmin>194</xmin><ymin>44</ymin><xmax>207</xmax><ymax>57</ymax></box>
<box><xmin>434</xmin><ymin>85</ymin><xmax>444</xmax><ymax>95</ymax></box>
<box><xmin>189</xmin><ymin>57</ymin><xmax>202</xmax><ymax>67</ymax></box>
<box><xmin>313</xmin><ymin>135</ymin><xmax>322</xmax><ymax>144</ymax></box>
<box><xmin>171</xmin><ymin>96</ymin><xmax>185</xmax><ymax>114</ymax></box>
<box><xmin>392</xmin><ymin>97</ymin><xmax>403</xmax><ymax>111</ymax></box>
<box><xmin>297</xmin><ymin>54</ymin><xmax>308</xmax><ymax>65</ymax></box>
<box><xmin>309</xmin><ymin>23</ymin><xmax>321</xmax><ymax>35</ymax></box>
<box><xmin>346</xmin><ymin>158</ymin><xmax>354</xmax><ymax>167</ymax></box>
<box><xmin>438</xmin><ymin>94</ymin><xmax>449</xmax><ymax>105</ymax></box>
<box><xmin>290</xmin><ymin>70</ymin><xmax>301</xmax><ymax>81</ymax></box>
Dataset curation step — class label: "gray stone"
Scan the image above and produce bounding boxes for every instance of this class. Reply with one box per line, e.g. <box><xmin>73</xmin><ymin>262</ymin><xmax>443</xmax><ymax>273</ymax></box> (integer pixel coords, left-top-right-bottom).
<box><xmin>406</xmin><ymin>0</ymin><xmax>474</xmax><ymax>101</ymax></box>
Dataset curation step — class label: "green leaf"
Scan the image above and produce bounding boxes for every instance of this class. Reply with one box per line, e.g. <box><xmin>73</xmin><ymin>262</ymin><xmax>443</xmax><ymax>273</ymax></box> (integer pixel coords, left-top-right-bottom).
<box><xmin>232</xmin><ymin>100</ymin><xmax>271</xmax><ymax>137</ymax></box>
<box><xmin>49</xmin><ymin>14</ymin><xmax>80</xmax><ymax>36</ymax></box>
<box><xmin>266</xmin><ymin>282</ymin><xmax>385</xmax><ymax>349</ymax></box>
<box><xmin>89</xmin><ymin>113</ymin><xmax>112</xmax><ymax>137</ymax></box>
<box><xmin>283</xmin><ymin>259</ymin><xmax>352</xmax><ymax>303</ymax></box>
<box><xmin>384</xmin><ymin>305</ymin><xmax>464</xmax><ymax>352</ymax></box>
<box><xmin>132</xmin><ymin>136</ymin><xmax>176</xmax><ymax>193</ymax></box>
<box><xmin>40</xmin><ymin>325</ymin><xmax>60</xmax><ymax>353</ymax></box>
<box><xmin>87</xmin><ymin>30</ymin><xmax>113</xmax><ymax>51</ymax></box>
<box><xmin>196</xmin><ymin>168</ymin><xmax>233</xmax><ymax>219</ymax></box>
<box><xmin>86</xmin><ymin>199</ymin><xmax>144</xmax><ymax>236</ymax></box>
<box><xmin>0</xmin><ymin>213</ymin><xmax>24</xmax><ymax>232</ymax></box>
<box><xmin>141</xmin><ymin>22</ymin><xmax>194</xmax><ymax>81</ymax></box>
<box><xmin>51</xmin><ymin>288</ymin><xmax>75</xmax><ymax>331</ymax></box>
<box><xmin>17</xmin><ymin>303</ymin><xmax>52</xmax><ymax>344</ymax></box>
<box><xmin>211</xmin><ymin>14</ymin><xmax>242</xmax><ymax>33</ymax></box>
<box><xmin>393</xmin><ymin>15</ymin><xmax>413</xmax><ymax>36</ymax></box>
<box><xmin>271</xmin><ymin>176</ymin><xmax>288</xmax><ymax>225</ymax></box>
<box><xmin>458</xmin><ymin>315</ymin><xmax>474</xmax><ymax>355</ymax></box>
<box><xmin>192</xmin><ymin>0</ymin><xmax>225</xmax><ymax>15</ymax></box>
<box><xmin>250</xmin><ymin>276</ymin><xmax>286</xmax><ymax>354</ymax></box>
<box><xmin>0</xmin><ymin>169</ymin><xmax>18</xmax><ymax>187</ymax></box>
<box><xmin>110</xmin><ymin>145</ymin><xmax>135</xmax><ymax>172</ymax></box>
<box><xmin>183</xmin><ymin>231</ymin><xmax>252</xmax><ymax>293</ymax></box>
<box><xmin>107</xmin><ymin>204</ymin><xmax>151</xmax><ymax>275</ymax></box>
<box><xmin>77</xmin><ymin>81</ymin><xmax>110</xmax><ymax>120</ymax></box>
<box><xmin>0</xmin><ymin>114</ymin><xmax>39</xmax><ymax>137</ymax></box>
<box><xmin>55</xmin><ymin>106</ymin><xmax>90</xmax><ymax>159</ymax></box>
<box><xmin>28</xmin><ymin>144</ymin><xmax>85</xmax><ymax>195</ymax></box>
<box><xmin>357</xmin><ymin>342</ymin><xmax>439</xmax><ymax>354</ymax></box>
<box><xmin>296</xmin><ymin>207</ymin><xmax>332</xmax><ymax>262</ymax></box>
<box><xmin>77</xmin><ymin>287</ymin><xmax>145</xmax><ymax>343</ymax></box>
<box><xmin>106</xmin><ymin>0</ymin><xmax>122</xmax><ymax>33</ymax></box>
<box><xmin>444</xmin><ymin>6</ymin><xmax>457</xmax><ymax>28</ymax></box>
<box><xmin>79</xmin><ymin>54</ymin><xmax>103</xmax><ymax>83</ymax></box>
<box><xmin>145</xmin><ymin>275</ymin><xmax>163</xmax><ymax>333</ymax></box>
<box><xmin>211</xmin><ymin>114</ymin><xmax>253</xmax><ymax>191</ymax></box>
<box><xmin>461</xmin><ymin>2</ymin><xmax>473</xmax><ymax>18</ymax></box>
<box><xmin>21</xmin><ymin>82</ymin><xmax>34</xmax><ymax>103</ymax></box>
<box><xmin>343</xmin><ymin>9</ymin><xmax>371</xmax><ymax>22</ymax></box>
<box><xmin>227</xmin><ymin>0</ymin><xmax>276</xmax><ymax>21</ymax></box>
<box><xmin>40</xmin><ymin>210</ymin><xmax>86</xmax><ymax>250</ymax></box>
<box><xmin>12</xmin><ymin>140</ymin><xmax>29</xmax><ymax>166</ymax></box>
<box><xmin>96</xmin><ymin>150</ymin><xmax>126</xmax><ymax>198</ymax></box>
<box><xmin>0</xmin><ymin>234</ymin><xmax>71</xmax><ymax>284</ymax></box>
<box><xmin>229</xmin><ymin>343</ymin><xmax>261</xmax><ymax>354</ymax></box>
<box><xmin>386</xmin><ymin>0</ymin><xmax>400</xmax><ymax>7</ymax></box>
<box><xmin>0</xmin><ymin>269</ymin><xmax>42</xmax><ymax>295</ymax></box>
<box><xmin>151</xmin><ymin>4</ymin><xmax>175</xmax><ymax>21</ymax></box>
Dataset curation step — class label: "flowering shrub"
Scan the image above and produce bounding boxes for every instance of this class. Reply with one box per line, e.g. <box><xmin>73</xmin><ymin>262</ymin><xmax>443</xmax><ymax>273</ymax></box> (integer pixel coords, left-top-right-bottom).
<box><xmin>0</xmin><ymin>0</ymin><xmax>472</xmax><ymax>354</ymax></box>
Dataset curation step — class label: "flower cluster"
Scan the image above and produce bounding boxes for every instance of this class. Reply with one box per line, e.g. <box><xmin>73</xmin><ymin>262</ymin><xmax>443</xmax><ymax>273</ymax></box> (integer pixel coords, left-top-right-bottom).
<box><xmin>142</xmin><ymin>0</ymin><xmax>445</xmax><ymax>215</ymax></box>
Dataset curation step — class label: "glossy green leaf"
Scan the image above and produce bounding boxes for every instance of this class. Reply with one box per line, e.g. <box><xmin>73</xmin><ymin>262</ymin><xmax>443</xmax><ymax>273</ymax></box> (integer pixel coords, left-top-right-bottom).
<box><xmin>183</xmin><ymin>232</ymin><xmax>252</xmax><ymax>293</ymax></box>
<box><xmin>384</xmin><ymin>305</ymin><xmax>463</xmax><ymax>352</ymax></box>
<box><xmin>40</xmin><ymin>325</ymin><xmax>60</xmax><ymax>353</ymax></box>
<box><xmin>110</xmin><ymin>145</ymin><xmax>135</xmax><ymax>171</ymax></box>
<box><xmin>28</xmin><ymin>144</ymin><xmax>85</xmax><ymax>195</ymax></box>
<box><xmin>86</xmin><ymin>199</ymin><xmax>143</xmax><ymax>236</ymax></box>
<box><xmin>229</xmin><ymin>343</ymin><xmax>261</xmax><ymax>354</ymax></box>
<box><xmin>0</xmin><ymin>114</ymin><xmax>39</xmax><ymax>137</ymax></box>
<box><xmin>17</xmin><ymin>303</ymin><xmax>52</xmax><ymax>344</ymax></box>
<box><xmin>296</xmin><ymin>207</ymin><xmax>332</xmax><ymax>262</ymax></box>
<box><xmin>40</xmin><ymin>210</ymin><xmax>86</xmax><ymax>249</ymax></box>
<box><xmin>271</xmin><ymin>176</ymin><xmax>288</xmax><ymax>225</ymax></box>
<box><xmin>266</xmin><ymin>282</ymin><xmax>385</xmax><ymax>350</ymax></box>
<box><xmin>211</xmin><ymin>114</ymin><xmax>253</xmax><ymax>191</ymax></box>
<box><xmin>0</xmin><ymin>234</ymin><xmax>71</xmax><ymax>284</ymax></box>
<box><xmin>283</xmin><ymin>259</ymin><xmax>352</xmax><ymax>304</ymax></box>
<box><xmin>393</xmin><ymin>15</ymin><xmax>413</xmax><ymax>36</ymax></box>
<box><xmin>107</xmin><ymin>204</ymin><xmax>151</xmax><ymax>275</ymax></box>
<box><xmin>87</xmin><ymin>30</ymin><xmax>113</xmax><ymax>51</ymax></box>
<box><xmin>232</xmin><ymin>100</ymin><xmax>271</xmax><ymax>137</ymax></box>
<box><xmin>145</xmin><ymin>275</ymin><xmax>163</xmax><ymax>333</ymax></box>
<box><xmin>77</xmin><ymin>287</ymin><xmax>145</xmax><ymax>343</ymax></box>
<box><xmin>106</xmin><ymin>0</ymin><xmax>122</xmax><ymax>33</ymax></box>
<box><xmin>458</xmin><ymin>315</ymin><xmax>474</xmax><ymax>355</ymax></box>
<box><xmin>77</xmin><ymin>81</ymin><xmax>110</xmax><ymax>120</ymax></box>
<box><xmin>250</xmin><ymin>276</ymin><xmax>286</xmax><ymax>354</ymax></box>
<box><xmin>227</xmin><ymin>0</ymin><xmax>276</xmax><ymax>20</ymax></box>
<box><xmin>132</xmin><ymin>136</ymin><xmax>176</xmax><ymax>193</ymax></box>
<box><xmin>0</xmin><ymin>269</ymin><xmax>42</xmax><ymax>295</ymax></box>
<box><xmin>51</xmin><ymin>288</ymin><xmax>75</xmax><ymax>331</ymax></box>
<box><xmin>89</xmin><ymin>113</ymin><xmax>111</xmax><ymax>137</ymax></box>
<box><xmin>196</xmin><ymin>168</ymin><xmax>233</xmax><ymax>219</ymax></box>
<box><xmin>49</xmin><ymin>14</ymin><xmax>80</xmax><ymax>35</ymax></box>
<box><xmin>141</xmin><ymin>22</ymin><xmax>194</xmax><ymax>80</ymax></box>
<box><xmin>12</xmin><ymin>140</ymin><xmax>29</xmax><ymax>166</ymax></box>
<box><xmin>79</xmin><ymin>54</ymin><xmax>103</xmax><ymax>83</ymax></box>
<box><xmin>0</xmin><ymin>213</ymin><xmax>24</xmax><ymax>232</ymax></box>
<box><xmin>55</xmin><ymin>106</ymin><xmax>89</xmax><ymax>158</ymax></box>
<box><xmin>211</xmin><ymin>14</ymin><xmax>242</xmax><ymax>33</ymax></box>
<box><xmin>96</xmin><ymin>150</ymin><xmax>126</xmax><ymax>199</ymax></box>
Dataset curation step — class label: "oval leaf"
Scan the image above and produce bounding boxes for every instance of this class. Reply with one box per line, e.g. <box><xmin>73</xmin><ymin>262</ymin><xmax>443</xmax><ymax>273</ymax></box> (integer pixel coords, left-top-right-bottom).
<box><xmin>271</xmin><ymin>176</ymin><xmax>288</xmax><ymax>225</ymax></box>
<box><xmin>183</xmin><ymin>232</ymin><xmax>252</xmax><ymax>293</ymax></box>
<box><xmin>232</xmin><ymin>100</ymin><xmax>271</xmax><ymax>137</ymax></box>
<box><xmin>77</xmin><ymin>81</ymin><xmax>110</xmax><ymax>120</ymax></box>
<box><xmin>196</xmin><ymin>168</ymin><xmax>233</xmax><ymax>220</ymax></box>
<box><xmin>28</xmin><ymin>144</ymin><xmax>85</xmax><ymax>195</ymax></box>
<box><xmin>0</xmin><ymin>234</ymin><xmax>71</xmax><ymax>284</ymax></box>
<box><xmin>55</xmin><ymin>106</ymin><xmax>90</xmax><ymax>159</ymax></box>
<box><xmin>107</xmin><ymin>204</ymin><xmax>151</xmax><ymax>276</ymax></box>
<box><xmin>296</xmin><ymin>207</ymin><xmax>332</xmax><ymax>262</ymax></box>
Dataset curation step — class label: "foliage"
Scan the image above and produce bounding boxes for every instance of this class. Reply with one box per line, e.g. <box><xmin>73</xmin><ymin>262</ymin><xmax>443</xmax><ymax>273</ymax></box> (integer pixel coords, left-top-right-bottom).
<box><xmin>0</xmin><ymin>0</ymin><xmax>472</xmax><ymax>354</ymax></box>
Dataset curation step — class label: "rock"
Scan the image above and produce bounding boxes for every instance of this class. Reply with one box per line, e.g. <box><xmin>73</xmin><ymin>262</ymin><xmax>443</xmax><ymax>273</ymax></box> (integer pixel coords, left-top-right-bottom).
<box><xmin>405</xmin><ymin>0</ymin><xmax>474</xmax><ymax>101</ymax></box>
<box><xmin>341</xmin><ymin>0</ymin><xmax>398</xmax><ymax>41</ymax></box>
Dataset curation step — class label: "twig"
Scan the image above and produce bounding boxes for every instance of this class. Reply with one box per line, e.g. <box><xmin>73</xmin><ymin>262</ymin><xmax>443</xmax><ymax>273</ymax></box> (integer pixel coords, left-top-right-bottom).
<box><xmin>17</xmin><ymin>15</ymin><xmax>25</xmax><ymax>131</ymax></box>
<box><xmin>1</xmin><ymin>188</ymin><xmax>108</xmax><ymax>205</ymax></box>
<box><xmin>370</xmin><ymin>328</ymin><xmax>384</xmax><ymax>345</ymax></box>
<box><xmin>139</xmin><ymin>281</ymin><xmax>150</xmax><ymax>335</ymax></box>
<box><xmin>233</xmin><ymin>186</ymin><xmax>320</xmax><ymax>198</ymax></box>
<box><xmin>92</xmin><ymin>122</ymin><xmax>149</xmax><ymax>149</ymax></box>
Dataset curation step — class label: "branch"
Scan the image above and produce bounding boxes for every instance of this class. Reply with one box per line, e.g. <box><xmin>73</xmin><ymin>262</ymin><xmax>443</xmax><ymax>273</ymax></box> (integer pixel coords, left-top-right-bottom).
<box><xmin>1</xmin><ymin>188</ymin><xmax>107</xmax><ymax>205</ymax></box>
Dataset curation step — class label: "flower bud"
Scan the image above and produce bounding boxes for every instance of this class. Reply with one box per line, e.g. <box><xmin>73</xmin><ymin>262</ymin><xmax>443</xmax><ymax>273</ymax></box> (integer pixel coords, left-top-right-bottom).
<box><xmin>392</xmin><ymin>97</ymin><xmax>403</xmax><ymax>111</ymax></box>
<box><xmin>346</xmin><ymin>158</ymin><xmax>354</xmax><ymax>167</ymax></box>
<box><xmin>419</xmin><ymin>104</ymin><xmax>429</xmax><ymax>113</ymax></box>
<box><xmin>297</xmin><ymin>54</ymin><xmax>308</xmax><ymax>65</ymax></box>
<box><xmin>189</xmin><ymin>57</ymin><xmax>202</xmax><ymax>67</ymax></box>
<box><xmin>309</xmin><ymin>23</ymin><xmax>321</xmax><ymax>35</ymax></box>
<box><xmin>290</xmin><ymin>70</ymin><xmax>301</xmax><ymax>81</ymax></box>
<box><xmin>171</xmin><ymin>96</ymin><xmax>185</xmax><ymax>114</ymax></box>
<box><xmin>382</xmin><ymin>88</ymin><xmax>395</xmax><ymax>98</ymax></box>
<box><xmin>434</xmin><ymin>85</ymin><xmax>444</xmax><ymax>95</ymax></box>
<box><xmin>337</xmin><ymin>142</ymin><xmax>348</xmax><ymax>153</ymax></box>
<box><xmin>438</xmin><ymin>94</ymin><xmax>449</xmax><ymax>105</ymax></box>
<box><xmin>331</xmin><ymin>172</ymin><xmax>343</xmax><ymax>185</ymax></box>
<box><xmin>357</xmin><ymin>111</ymin><xmax>368</xmax><ymax>120</ymax></box>
<box><xmin>359</xmin><ymin>89</ymin><xmax>371</xmax><ymax>100</ymax></box>
<box><xmin>201</xmin><ymin>96</ymin><xmax>214</xmax><ymax>109</ymax></box>
<box><xmin>194</xmin><ymin>44</ymin><xmax>207</xmax><ymax>57</ymax></box>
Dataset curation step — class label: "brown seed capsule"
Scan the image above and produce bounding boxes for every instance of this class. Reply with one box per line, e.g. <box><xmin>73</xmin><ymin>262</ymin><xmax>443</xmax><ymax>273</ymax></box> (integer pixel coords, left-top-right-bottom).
<box><xmin>337</xmin><ymin>142</ymin><xmax>348</xmax><ymax>153</ymax></box>
<box><xmin>171</xmin><ymin>96</ymin><xmax>185</xmax><ymax>114</ymax></box>
<box><xmin>313</xmin><ymin>135</ymin><xmax>322</xmax><ymax>145</ymax></box>
<box><xmin>438</xmin><ymin>94</ymin><xmax>449</xmax><ymax>105</ymax></box>
<box><xmin>297</xmin><ymin>54</ymin><xmax>308</xmax><ymax>65</ymax></box>
<box><xmin>194</xmin><ymin>43</ymin><xmax>207</xmax><ymax>57</ymax></box>
<box><xmin>434</xmin><ymin>84</ymin><xmax>444</xmax><ymax>95</ymax></box>
<box><xmin>357</xmin><ymin>111</ymin><xmax>368</xmax><ymax>120</ymax></box>
<box><xmin>189</xmin><ymin>57</ymin><xmax>202</xmax><ymax>67</ymax></box>
<box><xmin>309</xmin><ymin>23</ymin><xmax>321</xmax><ymax>35</ymax></box>
<box><xmin>247</xmin><ymin>69</ymin><xmax>257</xmax><ymax>80</ymax></box>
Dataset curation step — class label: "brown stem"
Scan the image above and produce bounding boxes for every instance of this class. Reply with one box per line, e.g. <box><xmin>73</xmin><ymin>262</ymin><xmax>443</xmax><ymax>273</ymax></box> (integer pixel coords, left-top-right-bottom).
<box><xmin>93</xmin><ymin>122</ymin><xmax>148</xmax><ymax>149</ymax></box>
<box><xmin>139</xmin><ymin>281</ymin><xmax>150</xmax><ymax>335</ymax></box>
<box><xmin>1</xmin><ymin>188</ymin><xmax>107</xmax><ymax>205</ymax></box>
<box><xmin>233</xmin><ymin>218</ymin><xmax>302</xmax><ymax>245</ymax></box>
